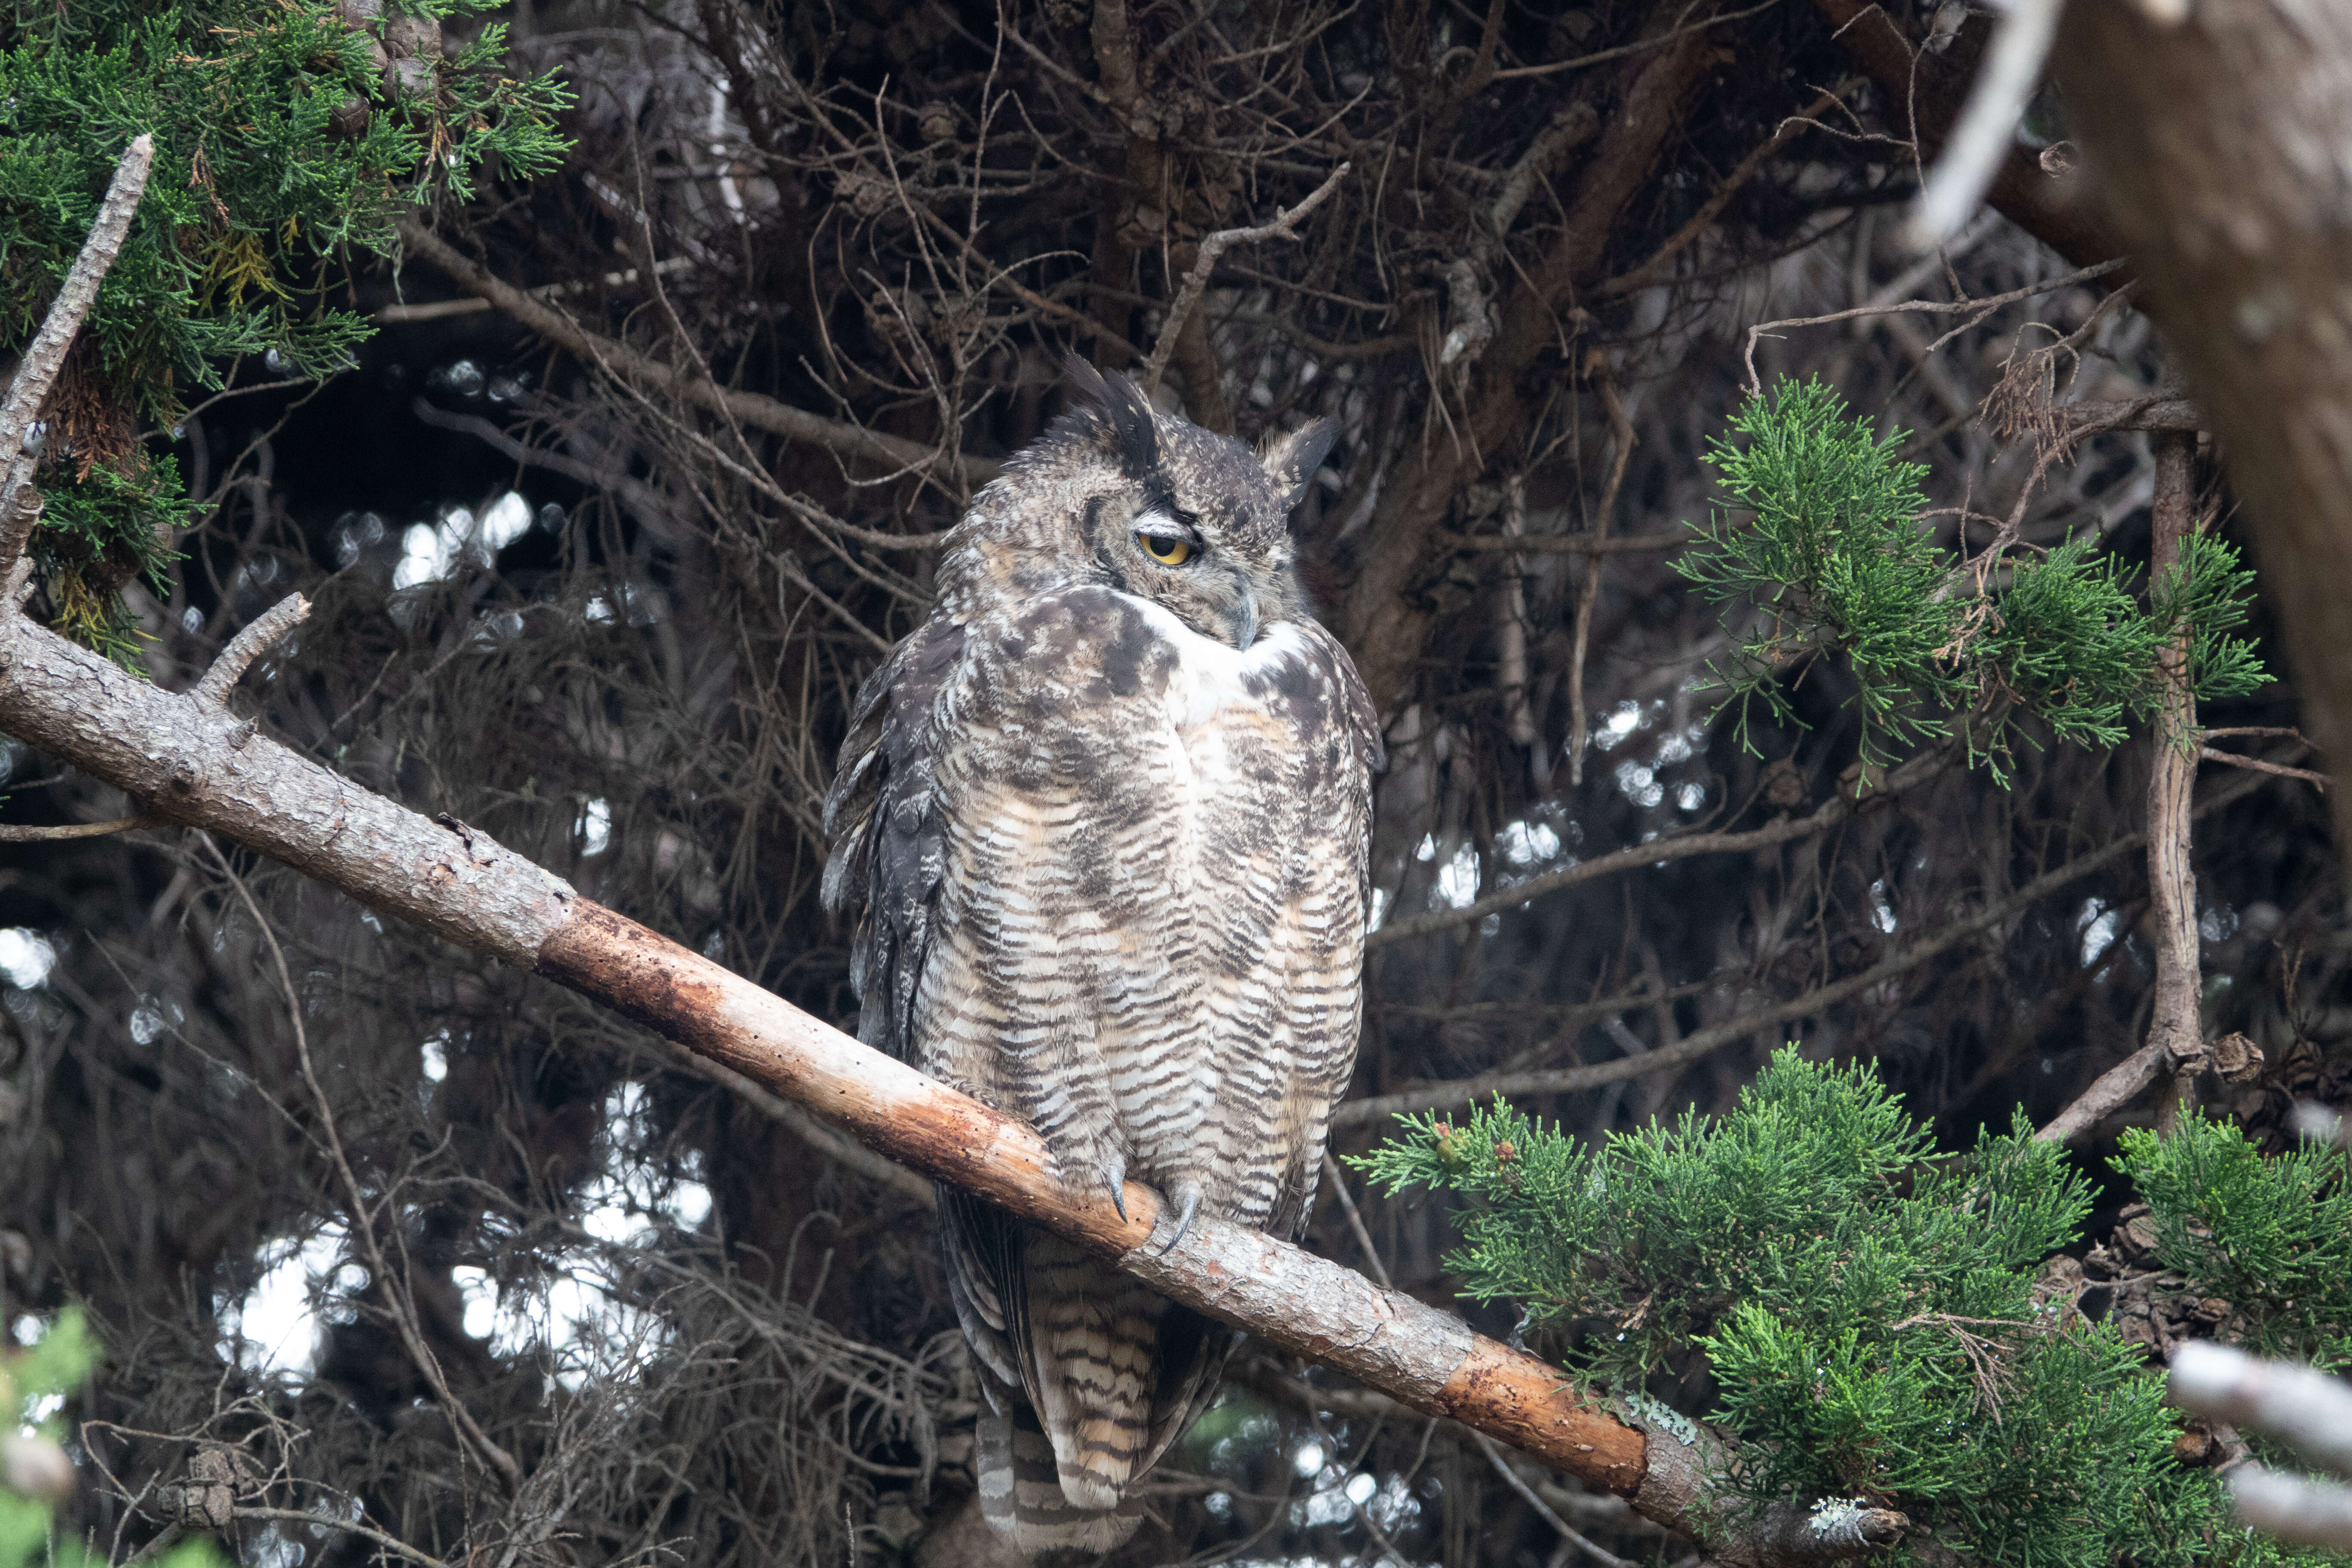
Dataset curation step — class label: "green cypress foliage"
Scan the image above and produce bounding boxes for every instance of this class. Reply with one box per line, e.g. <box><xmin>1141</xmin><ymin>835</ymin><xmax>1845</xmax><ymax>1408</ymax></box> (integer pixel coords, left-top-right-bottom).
<box><xmin>1675</xmin><ymin>380</ymin><xmax>2270</xmax><ymax>782</ymax></box>
<box><xmin>2115</xmin><ymin>1112</ymin><xmax>2351</xmax><ymax>1368</ymax></box>
<box><xmin>1359</xmin><ymin>1052</ymin><xmax>2335</xmax><ymax>1568</ymax></box>
<box><xmin>0</xmin><ymin>1</ymin><xmax>570</xmax><ymax>658</ymax></box>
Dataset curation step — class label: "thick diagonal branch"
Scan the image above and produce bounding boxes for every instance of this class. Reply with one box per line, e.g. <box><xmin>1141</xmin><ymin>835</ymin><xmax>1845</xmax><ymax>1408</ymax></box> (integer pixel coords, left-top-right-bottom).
<box><xmin>0</xmin><ymin>585</ymin><xmax>1904</xmax><ymax>1568</ymax></box>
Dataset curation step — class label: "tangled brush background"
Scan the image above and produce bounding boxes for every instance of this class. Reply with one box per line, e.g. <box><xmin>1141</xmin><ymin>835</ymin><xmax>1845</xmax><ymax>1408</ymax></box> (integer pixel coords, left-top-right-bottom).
<box><xmin>2</xmin><ymin>1</ymin><xmax>2344</xmax><ymax>1565</ymax></box>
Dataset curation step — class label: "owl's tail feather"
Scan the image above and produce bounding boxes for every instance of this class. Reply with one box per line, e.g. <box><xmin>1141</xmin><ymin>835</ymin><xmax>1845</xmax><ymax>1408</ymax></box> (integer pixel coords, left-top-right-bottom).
<box><xmin>1028</xmin><ymin>1237</ymin><xmax>1163</xmax><ymax>1508</ymax></box>
<box><xmin>977</xmin><ymin>1404</ymin><xmax>1143</xmax><ymax>1565</ymax></box>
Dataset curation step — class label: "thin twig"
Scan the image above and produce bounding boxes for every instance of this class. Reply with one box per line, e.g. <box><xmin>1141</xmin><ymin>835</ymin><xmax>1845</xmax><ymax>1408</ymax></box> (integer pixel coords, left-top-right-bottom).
<box><xmin>1319</xmin><ymin>1149</ymin><xmax>1390</xmax><ymax>1289</ymax></box>
<box><xmin>1138</xmin><ymin>163</ymin><xmax>1350</xmax><ymax>395</ymax></box>
<box><xmin>1743</xmin><ymin>257</ymin><xmax>2129</xmax><ymax>394</ymax></box>
<box><xmin>1471</xmin><ymin>1430</ymin><xmax>1633</xmax><ymax>1568</ymax></box>
<box><xmin>1451</xmin><ymin>526</ymin><xmax>1697</xmax><ymax>555</ymax></box>
<box><xmin>2200</xmin><ymin>748</ymin><xmax>2328</xmax><ymax>788</ymax></box>
<box><xmin>397</xmin><ymin>217</ymin><xmax>999</xmax><ymax>488</ymax></box>
<box><xmin>1342</xmin><ymin>762</ymin><xmax>2278</xmax><ymax>1129</ymax></box>
<box><xmin>1490</xmin><ymin>0</ymin><xmax>1786</xmax><ymax>80</ymax></box>
<box><xmin>1368</xmin><ymin>746</ymin><xmax>1949</xmax><ymax>950</ymax></box>
<box><xmin>1570</xmin><ymin>354</ymin><xmax>1635</xmax><ymax>786</ymax></box>
<box><xmin>0</xmin><ymin>134</ymin><xmax>155</xmax><ymax>579</ymax></box>
<box><xmin>199</xmin><ymin>835</ymin><xmax>527</xmax><ymax>1493</ymax></box>
<box><xmin>231</xmin><ymin>1507</ymin><xmax>455</xmax><ymax>1568</ymax></box>
<box><xmin>376</xmin><ymin>257</ymin><xmax>694</xmax><ymax>323</ymax></box>
<box><xmin>1498</xmin><ymin>474</ymin><xmax>1542</xmax><ymax>765</ymax></box>
<box><xmin>0</xmin><ymin>817</ymin><xmax>155</xmax><ymax>842</ymax></box>
<box><xmin>1599</xmin><ymin>87</ymin><xmax>1846</xmax><ymax>297</ymax></box>
<box><xmin>192</xmin><ymin>594</ymin><xmax>311</xmax><ymax>709</ymax></box>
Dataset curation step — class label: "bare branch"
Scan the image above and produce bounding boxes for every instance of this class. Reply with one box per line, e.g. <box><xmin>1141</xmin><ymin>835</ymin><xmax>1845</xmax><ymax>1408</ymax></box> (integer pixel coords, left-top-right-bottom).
<box><xmin>1473</xmin><ymin>1429</ymin><xmax>1634</xmax><ymax>1568</ymax></box>
<box><xmin>200</xmin><ymin>833</ymin><xmax>525</xmax><ymax>1493</ymax></box>
<box><xmin>1599</xmin><ymin>88</ymin><xmax>1847</xmax><ymax>297</ymax></box>
<box><xmin>2032</xmin><ymin>1041</ymin><xmax>2168</xmax><ymax>1146</ymax></box>
<box><xmin>1451</xmin><ymin>527</ymin><xmax>1698</xmax><ymax>555</ymax></box>
<box><xmin>1367</xmin><ymin>749</ymin><xmax>1949</xmax><ymax>950</ymax></box>
<box><xmin>1340</xmin><ymin>761</ymin><xmax>2274</xmax><ymax>1130</ymax></box>
<box><xmin>1138</xmin><ymin>162</ymin><xmax>1350</xmax><ymax>396</ymax></box>
<box><xmin>0</xmin><ymin>816</ymin><xmax>154</xmax><ymax>842</ymax></box>
<box><xmin>230</xmin><ymin>1507</ymin><xmax>454</xmax><ymax>1568</ymax></box>
<box><xmin>1906</xmin><ymin>0</ymin><xmax>2064</xmax><ymax>248</ymax></box>
<box><xmin>2171</xmin><ymin>1342</ymin><xmax>2352</xmax><ymax>1552</ymax></box>
<box><xmin>1742</xmin><ymin>257</ymin><xmax>2129</xmax><ymax>395</ymax></box>
<box><xmin>2199</xmin><ymin>747</ymin><xmax>2329</xmax><ymax>788</ymax></box>
<box><xmin>0</xmin><ymin>134</ymin><xmax>154</xmax><ymax>579</ymax></box>
<box><xmin>2230</xmin><ymin>1470</ymin><xmax>2352</xmax><ymax>1553</ymax></box>
<box><xmin>193</xmin><ymin>594</ymin><xmax>312</xmax><ymax>709</ymax></box>
<box><xmin>395</xmin><ymin>218</ymin><xmax>1000</xmax><ymax>487</ymax></box>
<box><xmin>1569</xmin><ymin>353</ymin><xmax>1635</xmax><ymax>786</ymax></box>
<box><xmin>375</xmin><ymin>256</ymin><xmax>694</xmax><ymax>324</ymax></box>
<box><xmin>2170</xmin><ymin>1343</ymin><xmax>2352</xmax><ymax>1478</ymax></box>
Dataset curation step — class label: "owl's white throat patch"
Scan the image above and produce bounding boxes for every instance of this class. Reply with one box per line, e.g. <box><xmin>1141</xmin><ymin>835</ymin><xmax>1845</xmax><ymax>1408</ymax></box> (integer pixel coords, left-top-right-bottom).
<box><xmin>1116</xmin><ymin>594</ymin><xmax>1308</xmax><ymax>730</ymax></box>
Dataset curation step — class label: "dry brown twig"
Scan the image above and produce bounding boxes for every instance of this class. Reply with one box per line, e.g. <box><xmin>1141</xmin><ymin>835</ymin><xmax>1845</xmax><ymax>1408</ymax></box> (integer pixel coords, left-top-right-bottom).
<box><xmin>1136</xmin><ymin>161</ymin><xmax>1351</xmax><ymax>398</ymax></box>
<box><xmin>1741</xmin><ymin>257</ymin><xmax>2130</xmax><ymax>396</ymax></box>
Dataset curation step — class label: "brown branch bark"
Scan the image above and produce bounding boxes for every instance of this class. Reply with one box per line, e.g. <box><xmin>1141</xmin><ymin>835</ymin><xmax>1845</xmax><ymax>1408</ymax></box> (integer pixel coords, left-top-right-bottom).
<box><xmin>0</xmin><ymin>135</ymin><xmax>154</xmax><ymax>574</ymax></box>
<box><xmin>0</xmin><ymin>588</ymin><xmax>1907</xmax><ymax>1567</ymax></box>
<box><xmin>2052</xmin><ymin>0</ymin><xmax>2352</xmax><ymax>862</ymax></box>
<box><xmin>2144</xmin><ymin>430</ymin><xmax>2202</xmax><ymax>1131</ymax></box>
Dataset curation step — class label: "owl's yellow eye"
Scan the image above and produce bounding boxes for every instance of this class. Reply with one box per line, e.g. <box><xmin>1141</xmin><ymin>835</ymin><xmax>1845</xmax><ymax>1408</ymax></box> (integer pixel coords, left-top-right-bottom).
<box><xmin>1139</xmin><ymin>533</ymin><xmax>1194</xmax><ymax>566</ymax></box>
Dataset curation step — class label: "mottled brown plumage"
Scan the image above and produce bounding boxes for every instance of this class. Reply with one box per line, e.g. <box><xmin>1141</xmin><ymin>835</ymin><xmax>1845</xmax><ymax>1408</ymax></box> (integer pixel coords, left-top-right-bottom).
<box><xmin>824</xmin><ymin>361</ymin><xmax>1377</xmax><ymax>1560</ymax></box>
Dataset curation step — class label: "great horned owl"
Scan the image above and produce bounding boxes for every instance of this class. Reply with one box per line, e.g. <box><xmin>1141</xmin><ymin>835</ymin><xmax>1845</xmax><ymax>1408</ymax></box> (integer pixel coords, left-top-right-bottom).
<box><xmin>823</xmin><ymin>360</ymin><xmax>1378</xmax><ymax>1560</ymax></box>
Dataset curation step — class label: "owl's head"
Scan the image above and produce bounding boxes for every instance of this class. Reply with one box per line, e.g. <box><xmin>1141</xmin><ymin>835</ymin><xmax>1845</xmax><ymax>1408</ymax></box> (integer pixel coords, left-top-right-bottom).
<box><xmin>945</xmin><ymin>357</ymin><xmax>1340</xmax><ymax>649</ymax></box>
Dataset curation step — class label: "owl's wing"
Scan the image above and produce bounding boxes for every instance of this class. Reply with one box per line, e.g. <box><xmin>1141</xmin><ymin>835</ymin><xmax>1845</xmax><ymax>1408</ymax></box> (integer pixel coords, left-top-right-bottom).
<box><xmin>821</xmin><ymin>612</ymin><xmax>967</xmax><ymax>1064</ymax></box>
<box><xmin>823</xmin><ymin>613</ymin><xmax>1038</xmax><ymax>1403</ymax></box>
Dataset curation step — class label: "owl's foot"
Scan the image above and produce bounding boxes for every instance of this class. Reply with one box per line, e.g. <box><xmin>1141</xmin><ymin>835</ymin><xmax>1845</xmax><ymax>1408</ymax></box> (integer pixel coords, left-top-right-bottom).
<box><xmin>1157</xmin><ymin>1182</ymin><xmax>1202</xmax><ymax>1255</ymax></box>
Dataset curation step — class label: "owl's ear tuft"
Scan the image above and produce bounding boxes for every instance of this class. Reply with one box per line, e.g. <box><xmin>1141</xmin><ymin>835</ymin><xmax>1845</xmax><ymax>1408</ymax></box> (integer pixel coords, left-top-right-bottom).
<box><xmin>1260</xmin><ymin>417</ymin><xmax>1340</xmax><ymax>511</ymax></box>
<box><xmin>1062</xmin><ymin>352</ymin><xmax>1160</xmax><ymax>477</ymax></box>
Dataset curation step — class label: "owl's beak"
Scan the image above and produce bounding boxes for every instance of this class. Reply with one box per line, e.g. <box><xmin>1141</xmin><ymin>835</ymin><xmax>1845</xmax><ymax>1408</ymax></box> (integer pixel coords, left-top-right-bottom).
<box><xmin>1228</xmin><ymin>597</ymin><xmax>1259</xmax><ymax>650</ymax></box>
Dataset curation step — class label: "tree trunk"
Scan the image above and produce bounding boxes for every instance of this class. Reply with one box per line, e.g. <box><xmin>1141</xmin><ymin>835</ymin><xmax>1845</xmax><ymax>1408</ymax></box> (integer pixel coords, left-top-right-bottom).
<box><xmin>2053</xmin><ymin>0</ymin><xmax>2352</xmax><ymax>854</ymax></box>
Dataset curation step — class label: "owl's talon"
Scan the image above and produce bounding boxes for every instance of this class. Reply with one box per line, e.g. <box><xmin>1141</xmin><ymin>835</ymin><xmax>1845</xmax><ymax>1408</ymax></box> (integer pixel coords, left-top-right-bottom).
<box><xmin>1103</xmin><ymin>1154</ymin><xmax>1128</xmax><ymax>1221</ymax></box>
<box><xmin>1157</xmin><ymin>1188</ymin><xmax>1201</xmax><ymax>1255</ymax></box>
